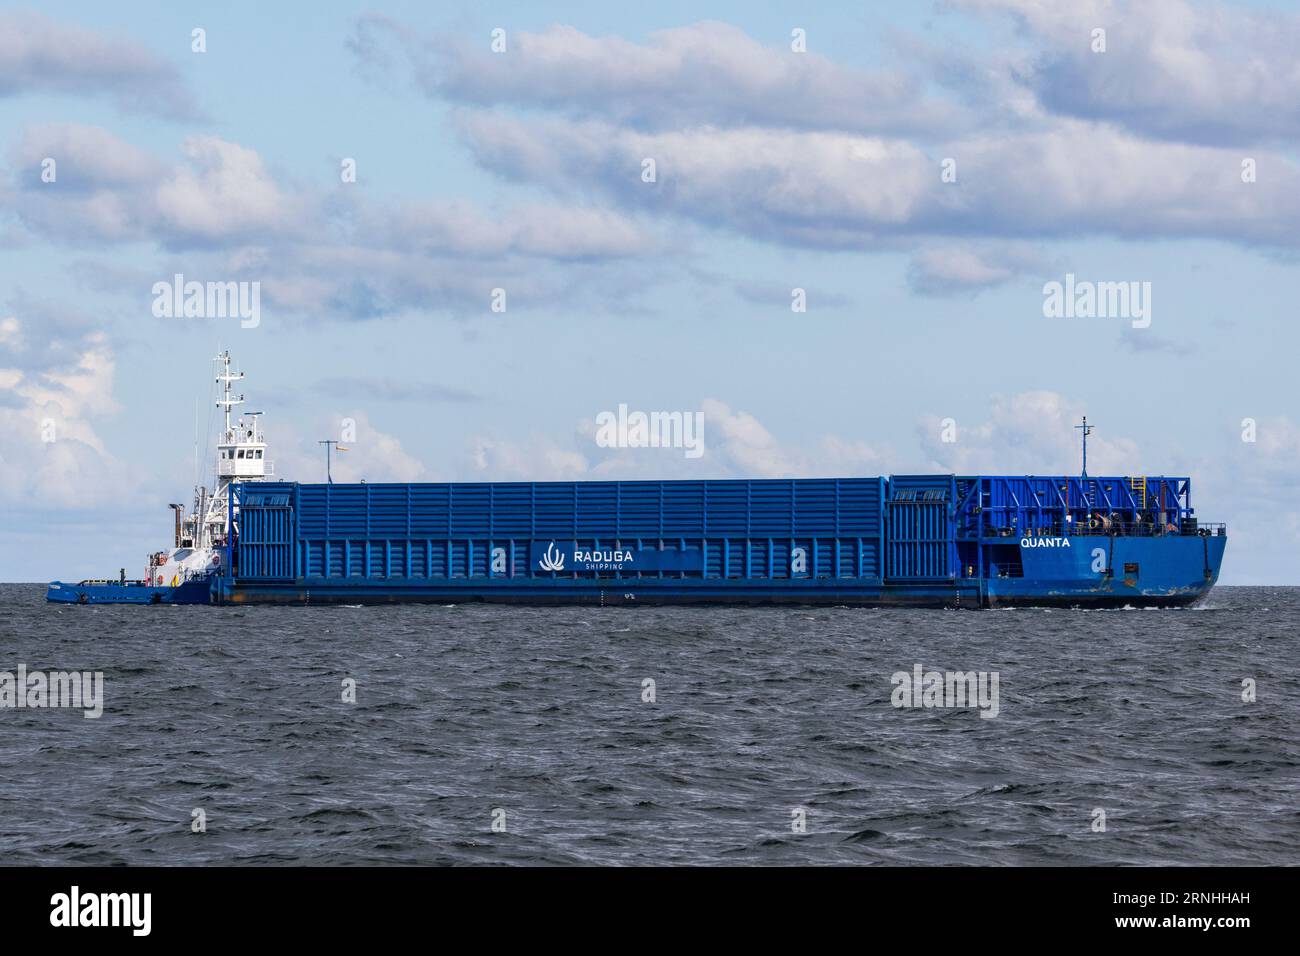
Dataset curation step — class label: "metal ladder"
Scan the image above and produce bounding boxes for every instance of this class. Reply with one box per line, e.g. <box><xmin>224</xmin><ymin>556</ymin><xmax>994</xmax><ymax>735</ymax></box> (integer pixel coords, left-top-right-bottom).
<box><xmin>1132</xmin><ymin>476</ymin><xmax>1147</xmax><ymax>509</ymax></box>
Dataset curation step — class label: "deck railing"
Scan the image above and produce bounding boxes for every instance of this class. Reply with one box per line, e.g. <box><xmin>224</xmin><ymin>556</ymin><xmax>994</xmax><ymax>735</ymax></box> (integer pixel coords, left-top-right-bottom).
<box><xmin>979</xmin><ymin>521</ymin><xmax>1226</xmax><ymax>539</ymax></box>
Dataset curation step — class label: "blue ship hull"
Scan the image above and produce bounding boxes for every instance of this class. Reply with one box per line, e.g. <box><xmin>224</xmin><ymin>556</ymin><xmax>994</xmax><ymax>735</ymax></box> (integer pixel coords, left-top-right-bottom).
<box><xmin>215</xmin><ymin>576</ymin><xmax>1213</xmax><ymax>608</ymax></box>
<box><xmin>46</xmin><ymin>579</ymin><xmax>213</xmax><ymax>605</ymax></box>
<box><xmin>216</xmin><ymin>529</ymin><xmax>1224</xmax><ymax>608</ymax></box>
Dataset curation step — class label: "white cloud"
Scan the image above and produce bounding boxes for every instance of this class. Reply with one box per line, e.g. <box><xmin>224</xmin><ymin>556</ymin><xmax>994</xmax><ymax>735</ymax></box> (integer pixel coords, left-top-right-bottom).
<box><xmin>956</xmin><ymin>0</ymin><xmax>1300</xmax><ymax>145</ymax></box>
<box><xmin>916</xmin><ymin>391</ymin><xmax>1141</xmax><ymax>475</ymax></box>
<box><xmin>455</xmin><ymin>113</ymin><xmax>1300</xmax><ymax>249</ymax></box>
<box><xmin>463</xmin><ymin>399</ymin><xmax>889</xmax><ymax>481</ymax></box>
<box><xmin>351</xmin><ymin>196</ymin><xmax>656</xmax><ymax>260</ymax></box>
<box><xmin>275</xmin><ymin>410</ymin><xmax>430</xmax><ymax>484</ymax></box>
<box><xmin>468</xmin><ymin>434</ymin><xmax>589</xmax><ymax>481</ymax></box>
<box><xmin>353</xmin><ymin>19</ymin><xmax>961</xmax><ymax>136</ymax></box>
<box><xmin>0</xmin><ymin>319</ymin><xmax>128</xmax><ymax>506</ymax></box>
<box><xmin>907</xmin><ymin>242</ymin><xmax>1051</xmax><ymax>296</ymax></box>
<box><xmin>0</xmin><ymin>11</ymin><xmax>199</xmax><ymax>119</ymax></box>
<box><xmin>4</xmin><ymin>125</ymin><xmax>665</xmax><ymax>318</ymax></box>
<box><xmin>154</xmin><ymin>137</ymin><xmax>303</xmax><ymax>242</ymax></box>
<box><xmin>8</xmin><ymin>126</ymin><xmax>303</xmax><ymax>246</ymax></box>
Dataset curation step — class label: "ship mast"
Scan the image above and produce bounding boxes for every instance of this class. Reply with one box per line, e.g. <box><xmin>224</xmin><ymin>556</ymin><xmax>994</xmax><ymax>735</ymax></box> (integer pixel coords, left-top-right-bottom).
<box><xmin>192</xmin><ymin>351</ymin><xmax>273</xmax><ymax>549</ymax></box>
<box><xmin>215</xmin><ymin>350</ymin><xmax>245</xmax><ymax>443</ymax></box>
<box><xmin>1076</xmin><ymin>416</ymin><xmax>1093</xmax><ymax>478</ymax></box>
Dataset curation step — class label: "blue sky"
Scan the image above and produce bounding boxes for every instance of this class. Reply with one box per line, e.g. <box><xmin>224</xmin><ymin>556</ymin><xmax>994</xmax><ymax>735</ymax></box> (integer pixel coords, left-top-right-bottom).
<box><xmin>1</xmin><ymin>0</ymin><xmax>1298</xmax><ymax>583</ymax></box>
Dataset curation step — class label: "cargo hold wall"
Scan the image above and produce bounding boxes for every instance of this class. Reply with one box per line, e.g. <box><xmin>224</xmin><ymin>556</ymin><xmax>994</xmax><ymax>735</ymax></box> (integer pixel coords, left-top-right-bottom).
<box><xmin>233</xmin><ymin>479</ymin><xmax>888</xmax><ymax>583</ymax></box>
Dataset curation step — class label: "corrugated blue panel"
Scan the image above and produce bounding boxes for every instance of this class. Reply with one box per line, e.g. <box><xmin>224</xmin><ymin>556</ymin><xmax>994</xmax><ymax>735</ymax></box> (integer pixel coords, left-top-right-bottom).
<box><xmin>429</xmin><ymin>541</ymin><xmax>447</xmax><ymax>577</ymax></box>
<box><xmin>237</xmin><ymin>479</ymin><xmax>897</xmax><ymax>582</ymax></box>
<box><xmin>749</xmin><ymin>481</ymin><xmax>792</xmax><ymax>535</ymax></box>
<box><xmin>236</xmin><ymin>490</ymin><xmax>294</xmax><ymax>579</ymax></box>
<box><xmin>704</xmin><ymin>482</ymin><xmax>749</xmax><ymax>534</ymax></box>
<box><xmin>449</xmin><ymin>484</ymin><xmax>490</xmax><ymax>534</ymax></box>
<box><xmin>794</xmin><ymin>480</ymin><xmax>837</xmax><ymax>534</ymax></box>
<box><xmin>575</xmin><ymin>482</ymin><xmax>617</xmax><ymax>534</ymax></box>
<box><xmin>705</xmin><ymin>542</ymin><xmax>724</xmax><ymax>577</ymax></box>
<box><xmin>813</xmin><ymin>539</ymin><xmax>832</xmax><ymax>577</ymax></box>
<box><xmin>618</xmin><ymin>483</ymin><xmax>662</xmax><ymax>535</ymax></box>
<box><xmin>535</xmin><ymin>484</ymin><xmax>575</xmax><ymax>535</ymax></box>
<box><xmin>887</xmin><ymin>499</ymin><xmax>954</xmax><ymax>579</ymax></box>
<box><xmin>770</xmin><ymin>540</ymin><xmax>791</xmax><ymax>578</ymax></box>
<box><xmin>492</xmin><ymin>484</ymin><xmax>533</xmax><ymax>535</ymax></box>
<box><xmin>409</xmin><ymin>485</ymin><xmax>449</xmax><ymax>535</ymax></box>
<box><xmin>663</xmin><ymin>483</ymin><xmax>705</xmax><ymax>534</ymax></box>
<box><xmin>469</xmin><ymin>540</ymin><xmax>488</xmax><ymax>577</ymax></box>
<box><xmin>838</xmin><ymin>478</ymin><xmax>884</xmax><ymax>535</ymax></box>
<box><xmin>322</xmin><ymin>486</ymin><xmax>367</xmax><ymax>535</ymax></box>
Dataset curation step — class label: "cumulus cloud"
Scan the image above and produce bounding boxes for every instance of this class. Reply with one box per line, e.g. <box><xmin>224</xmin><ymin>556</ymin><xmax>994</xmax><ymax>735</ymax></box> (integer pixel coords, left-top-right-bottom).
<box><xmin>350</xmin><ymin>18</ymin><xmax>961</xmax><ymax>136</ymax></box>
<box><xmin>12</xmin><ymin>8</ymin><xmax>1300</xmax><ymax>323</ymax></box>
<box><xmin>464</xmin><ymin>399</ymin><xmax>890</xmax><ymax>481</ymax></box>
<box><xmin>468</xmin><ymin>434</ymin><xmax>590</xmax><ymax>481</ymax></box>
<box><xmin>956</xmin><ymin>0</ymin><xmax>1300</xmax><ymax>146</ymax></box>
<box><xmin>916</xmin><ymin>391</ymin><xmax>1141</xmax><ymax>475</ymax></box>
<box><xmin>3</xmin><ymin>124</ymin><xmax>665</xmax><ymax>319</ymax></box>
<box><xmin>342</xmin><ymin>8</ymin><xmax>1300</xmax><ymax>257</ymax></box>
<box><xmin>1171</xmin><ymin>415</ymin><xmax>1300</xmax><ymax>584</ymax></box>
<box><xmin>345</xmin><ymin>196</ymin><xmax>657</xmax><ymax>261</ymax></box>
<box><xmin>0</xmin><ymin>306</ymin><xmax>129</xmax><ymax>506</ymax></box>
<box><xmin>275</xmin><ymin>410</ymin><xmax>430</xmax><ymax>484</ymax></box>
<box><xmin>8</xmin><ymin>125</ymin><xmax>306</xmax><ymax>247</ymax></box>
<box><xmin>906</xmin><ymin>242</ymin><xmax>1051</xmax><ymax>296</ymax></box>
<box><xmin>455</xmin><ymin>113</ymin><xmax>1300</xmax><ymax>249</ymax></box>
<box><xmin>154</xmin><ymin>137</ymin><xmax>303</xmax><ymax>243</ymax></box>
<box><xmin>0</xmin><ymin>11</ymin><xmax>199</xmax><ymax>119</ymax></box>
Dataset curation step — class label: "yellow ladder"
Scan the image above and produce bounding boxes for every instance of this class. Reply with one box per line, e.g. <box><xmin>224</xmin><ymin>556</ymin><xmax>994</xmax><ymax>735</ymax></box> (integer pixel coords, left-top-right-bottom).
<box><xmin>1132</xmin><ymin>476</ymin><xmax>1147</xmax><ymax>508</ymax></box>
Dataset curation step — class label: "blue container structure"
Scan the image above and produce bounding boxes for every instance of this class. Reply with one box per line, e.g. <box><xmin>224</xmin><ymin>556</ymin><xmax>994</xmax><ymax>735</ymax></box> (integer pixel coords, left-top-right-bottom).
<box><xmin>214</xmin><ymin>474</ymin><xmax>1226</xmax><ymax>608</ymax></box>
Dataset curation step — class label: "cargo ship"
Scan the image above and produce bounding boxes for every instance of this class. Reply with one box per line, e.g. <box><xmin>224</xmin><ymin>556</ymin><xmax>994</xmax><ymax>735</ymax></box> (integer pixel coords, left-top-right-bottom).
<box><xmin>48</xmin><ymin>355</ymin><xmax>1226</xmax><ymax>608</ymax></box>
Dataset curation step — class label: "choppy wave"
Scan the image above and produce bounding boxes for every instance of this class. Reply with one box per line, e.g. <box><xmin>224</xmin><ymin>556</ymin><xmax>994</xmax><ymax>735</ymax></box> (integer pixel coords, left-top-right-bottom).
<box><xmin>0</xmin><ymin>584</ymin><xmax>1295</xmax><ymax>865</ymax></box>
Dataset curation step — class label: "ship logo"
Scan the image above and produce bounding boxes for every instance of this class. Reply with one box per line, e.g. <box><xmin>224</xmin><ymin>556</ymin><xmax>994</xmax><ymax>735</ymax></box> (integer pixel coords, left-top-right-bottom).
<box><xmin>538</xmin><ymin>541</ymin><xmax>566</xmax><ymax>572</ymax></box>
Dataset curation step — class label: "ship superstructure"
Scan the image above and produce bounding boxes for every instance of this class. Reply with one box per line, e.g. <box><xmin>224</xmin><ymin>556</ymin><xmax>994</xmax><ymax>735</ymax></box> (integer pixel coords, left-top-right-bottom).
<box><xmin>179</xmin><ymin>351</ymin><xmax>272</xmax><ymax>551</ymax></box>
<box><xmin>49</xmin><ymin>351</ymin><xmax>274</xmax><ymax>603</ymax></box>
